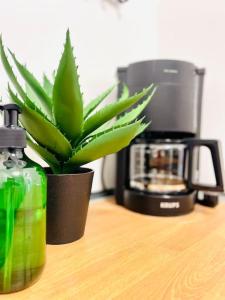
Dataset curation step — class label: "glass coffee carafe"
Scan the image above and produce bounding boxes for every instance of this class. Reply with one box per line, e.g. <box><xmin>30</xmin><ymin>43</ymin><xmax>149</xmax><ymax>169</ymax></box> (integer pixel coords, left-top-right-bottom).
<box><xmin>130</xmin><ymin>139</ymin><xmax>224</xmax><ymax>194</ymax></box>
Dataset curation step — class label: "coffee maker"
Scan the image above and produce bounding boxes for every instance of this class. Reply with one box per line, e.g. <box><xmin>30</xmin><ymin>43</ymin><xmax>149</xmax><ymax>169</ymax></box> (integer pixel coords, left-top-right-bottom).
<box><xmin>115</xmin><ymin>60</ymin><xmax>224</xmax><ymax>216</ymax></box>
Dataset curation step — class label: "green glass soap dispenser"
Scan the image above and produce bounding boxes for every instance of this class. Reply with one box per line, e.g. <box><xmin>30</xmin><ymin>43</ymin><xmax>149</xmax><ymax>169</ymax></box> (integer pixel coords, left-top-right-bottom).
<box><xmin>0</xmin><ymin>104</ymin><xmax>47</xmax><ymax>294</ymax></box>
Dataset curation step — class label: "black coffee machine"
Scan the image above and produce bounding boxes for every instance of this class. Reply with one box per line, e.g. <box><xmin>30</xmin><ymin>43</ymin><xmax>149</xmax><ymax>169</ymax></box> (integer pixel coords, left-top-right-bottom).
<box><xmin>115</xmin><ymin>60</ymin><xmax>224</xmax><ymax>216</ymax></box>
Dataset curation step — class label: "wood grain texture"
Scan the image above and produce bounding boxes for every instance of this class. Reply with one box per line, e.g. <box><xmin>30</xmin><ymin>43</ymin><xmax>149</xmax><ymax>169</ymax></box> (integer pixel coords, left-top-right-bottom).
<box><xmin>3</xmin><ymin>198</ymin><xmax>225</xmax><ymax>300</ymax></box>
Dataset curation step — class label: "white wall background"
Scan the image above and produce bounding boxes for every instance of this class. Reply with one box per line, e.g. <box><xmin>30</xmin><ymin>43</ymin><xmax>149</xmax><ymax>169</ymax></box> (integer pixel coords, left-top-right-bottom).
<box><xmin>0</xmin><ymin>0</ymin><xmax>158</xmax><ymax>192</ymax></box>
<box><xmin>0</xmin><ymin>0</ymin><xmax>224</xmax><ymax>190</ymax></box>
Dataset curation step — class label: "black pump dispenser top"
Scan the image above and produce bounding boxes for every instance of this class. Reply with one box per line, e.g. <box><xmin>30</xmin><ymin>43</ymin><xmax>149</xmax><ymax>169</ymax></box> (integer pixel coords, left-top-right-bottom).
<box><xmin>0</xmin><ymin>104</ymin><xmax>26</xmax><ymax>149</ymax></box>
<box><xmin>3</xmin><ymin>104</ymin><xmax>21</xmax><ymax>127</ymax></box>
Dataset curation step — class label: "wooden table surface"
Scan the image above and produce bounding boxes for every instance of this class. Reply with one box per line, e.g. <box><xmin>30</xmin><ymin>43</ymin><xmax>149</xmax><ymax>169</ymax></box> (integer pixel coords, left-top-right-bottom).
<box><xmin>3</xmin><ymin>198</ymin><xmax>225</xmax><ymax>300</ymax></box>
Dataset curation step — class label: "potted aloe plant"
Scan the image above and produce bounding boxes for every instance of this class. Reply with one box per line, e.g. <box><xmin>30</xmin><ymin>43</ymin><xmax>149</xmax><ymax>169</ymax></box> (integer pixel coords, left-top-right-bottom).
<box><xmin>0</xmin><ymin>30</ymin><xmax>156</xmax><ymax>244</ymax></box>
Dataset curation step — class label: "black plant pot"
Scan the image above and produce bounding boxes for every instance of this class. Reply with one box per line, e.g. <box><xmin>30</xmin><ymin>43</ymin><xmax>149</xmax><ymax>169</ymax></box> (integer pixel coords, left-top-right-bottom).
<box><xmin>46</xmin><ymin>168</ymin><xmax>94</xmax><ymax>245</ymax></box>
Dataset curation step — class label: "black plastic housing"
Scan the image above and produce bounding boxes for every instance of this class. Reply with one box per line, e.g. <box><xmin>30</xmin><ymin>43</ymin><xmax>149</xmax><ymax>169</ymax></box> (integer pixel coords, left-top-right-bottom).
<box><xmin>0</xmin><ymin>104</ymin><xmax>26</xmax><ymax>149</ymax></box>
<box><xmin>115</xmin><ymin>59</ymin><xmax>208</xmax><ymax>216</ymax></box>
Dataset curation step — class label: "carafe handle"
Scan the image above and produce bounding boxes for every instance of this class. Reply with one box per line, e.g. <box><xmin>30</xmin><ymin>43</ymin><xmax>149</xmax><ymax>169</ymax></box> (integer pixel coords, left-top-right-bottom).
<box><xmin>186</xmin><ymin>139</ymin><xmax>224</xmax><ymax>192</ymax></box>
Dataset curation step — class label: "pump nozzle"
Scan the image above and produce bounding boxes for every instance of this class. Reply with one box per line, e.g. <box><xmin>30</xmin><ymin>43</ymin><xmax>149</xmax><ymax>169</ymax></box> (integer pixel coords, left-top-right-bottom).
<box><xmin>0</xmin><ymin>104</ymin><xmax>26</xmax><ymax>149</ymax></box>
<box><xmin>2</xmin><ymin>104</ymin><xmax>21</xmax><ymax>127</ymax></box>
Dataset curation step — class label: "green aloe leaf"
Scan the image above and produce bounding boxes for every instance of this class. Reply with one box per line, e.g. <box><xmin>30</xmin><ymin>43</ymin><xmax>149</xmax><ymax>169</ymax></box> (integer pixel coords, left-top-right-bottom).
<box><xmin>25</xmin><ymin>83</ymin><xmax>40</xmax><ymax>104</ymax></box>
<box><xmin>8</xmin><ymin>84</ymin><xmax>50</xmax><ymax>121</ymax></box>
<box><xmin>9</xmin><ymin>50</ymin><xmax>52</xmax><ymax>113</ymax></box>
<box><xmin>25</xmin><ymin>83</ymin><xmax>52</xmax><ymax>120</ymax></box>
<box><xmin>8</xmin><ymin>84</ymin><xmax>24</xmax><ymax>107</ymax></box>
<box><xmin>0</xmin><ymin>36</ymin><xmax>28</xmax><ymax>100</ymax></box>
<box><xmin>83</xmin><ymin>85</ymin><xmax>154</xmax><ymax>137</ymax></box>
<box><xmin>0</xmin><ymin>38</ymin><xmax>49</xmax><ymax>120</ymax></box>
<box><xmin>84</xmin><ymin>84</ymin><xmax>116</xmax><ymax>119</ymax></box>
<box><xmin>21</xmin><ymin>106</ymin><xmax>72</xmax><ymax>159</ymax></box>
<box><xmin>8</xmin><ymin>88</ymin><xmax>72</xmax><ymax>159</ymax></box>
<box><xmin>136</xmin><ymin>121</ymin><xmax>150</xmax><ymax>136</ymax></box>
<box><xmin>53</xmin><ymin>30</ymin><xmax>83</xmax><ymax>141</ymax></box>
<box><xmin>91</xmin><ymin>86</ymin><xmax>156</xmax><ymax>136</ymax></box>
<box><xmin>27</xmin><ymin>136</ymin><xmax>60</xmax><ymax>172</ymax></box>
<box><xmin>86</xmin><ymin>84</ymin><xmax>131</xmax><ymax>134</ymax></box>
<box><xmin>43</xmin><ymin>74</ymin><xmax>53</xmax><ymax>97</ymax></box>
<box><xmin>67</xmin><ymin>120</ymin><xmax>145</xmax><ymax>166</ymax></box>
<box><xmin>114</xmin><ymin>86</ymin><xmax>156</xmax><ymax>127</ymax></box>
<box><xmin>118</xmin><ymin>84</ymin><xmax>129</xmax><ymax>101</ymax></box>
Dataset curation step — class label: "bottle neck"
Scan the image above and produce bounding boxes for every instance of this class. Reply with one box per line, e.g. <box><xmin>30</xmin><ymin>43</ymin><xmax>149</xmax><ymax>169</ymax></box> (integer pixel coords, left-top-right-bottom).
<box><xmin>9</xmin><ymin>148</ymin><xmax>25</xmax><ymax>158</ymax></box>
